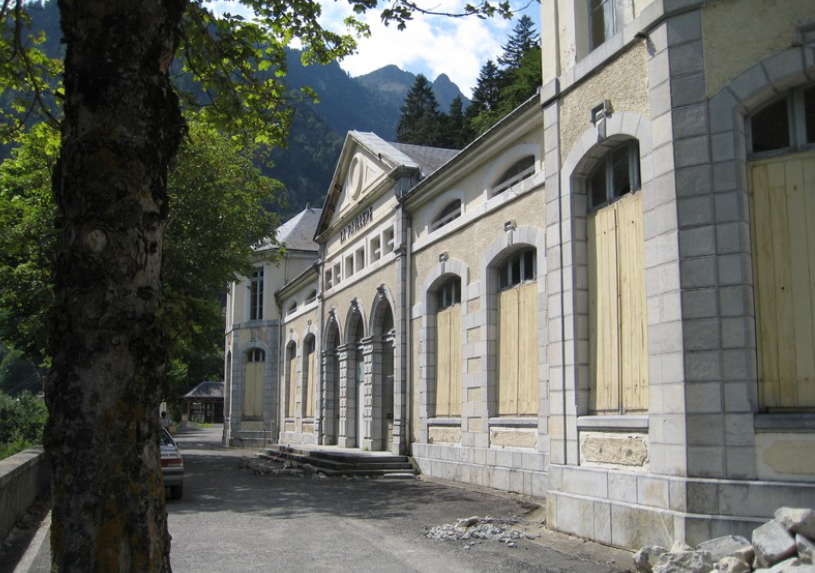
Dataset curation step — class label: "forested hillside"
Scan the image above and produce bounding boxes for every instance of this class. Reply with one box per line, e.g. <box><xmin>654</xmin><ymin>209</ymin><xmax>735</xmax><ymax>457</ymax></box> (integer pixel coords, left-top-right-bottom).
<box><xmin>22</xmin><ymin>0</ymin><xmax>470</xmax><ymax>217</ymax></box>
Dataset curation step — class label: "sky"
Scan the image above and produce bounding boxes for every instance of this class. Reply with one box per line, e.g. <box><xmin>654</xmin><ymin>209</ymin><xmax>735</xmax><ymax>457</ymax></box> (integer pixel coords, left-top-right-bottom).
<box><xmin>206</xmin><ymin>1</ymin><xmax>541</xmax><ymax>98</ymax></box>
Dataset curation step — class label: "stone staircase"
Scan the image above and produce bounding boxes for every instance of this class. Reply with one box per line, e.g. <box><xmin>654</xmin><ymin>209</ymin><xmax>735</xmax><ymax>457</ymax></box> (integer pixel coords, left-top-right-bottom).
<box><xmin>259</xmin><ymin>445</ymin><xmax>418</xmax><ymax>478</ymax></box>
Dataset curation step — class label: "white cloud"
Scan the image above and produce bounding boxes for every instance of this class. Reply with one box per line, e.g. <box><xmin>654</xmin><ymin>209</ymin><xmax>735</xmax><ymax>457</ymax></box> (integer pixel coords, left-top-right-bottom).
<box><xmin>205</xmin><ymin>1</ymin><xmax>541</xmax><ymax>98</ymax></box>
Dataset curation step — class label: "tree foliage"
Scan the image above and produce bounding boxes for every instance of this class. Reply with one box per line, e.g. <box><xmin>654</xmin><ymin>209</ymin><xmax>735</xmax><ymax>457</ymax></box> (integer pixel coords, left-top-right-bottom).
<box><xmin>0</xmin><ymin>391</ymin><xmax>47</xmax><ymax>459</ymax></box>
<box><xmin>396</xmin><ymin>73</ymin><xmax>443</xmax><ymax>145</ymax></box>
<box><xmin>394</xmin><ymin>14</ymin><xmax>541</xmax><ymax>148</ymax></box>
<box><xmin>0</xmin><ymin>342</ymin><xmax>44</xmax><ymax>395</ymax></box>
<box><xmin>0</xmin><ymin>117</ymin><xmax>281</xmax><ymax>398</ymax></box>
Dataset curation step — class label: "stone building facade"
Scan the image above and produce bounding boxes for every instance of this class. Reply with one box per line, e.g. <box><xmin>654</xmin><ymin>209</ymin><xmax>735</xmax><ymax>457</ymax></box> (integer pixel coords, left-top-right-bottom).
<box><xmin>225</xmin><ymin>0</ymin><xmax>815</xmax><ymax>550</ymax></box>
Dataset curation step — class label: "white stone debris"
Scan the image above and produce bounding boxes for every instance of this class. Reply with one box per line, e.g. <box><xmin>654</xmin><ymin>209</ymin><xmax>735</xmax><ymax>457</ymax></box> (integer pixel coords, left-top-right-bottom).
<box><xmin>633</xmin><ymin>507</ymin><xmax>815</xmax><ymax>573</ymax></box>
<box><xmin>425</xmin><ymin>516</ymin><xmax>531</xmax><ymax>548</ymax></box>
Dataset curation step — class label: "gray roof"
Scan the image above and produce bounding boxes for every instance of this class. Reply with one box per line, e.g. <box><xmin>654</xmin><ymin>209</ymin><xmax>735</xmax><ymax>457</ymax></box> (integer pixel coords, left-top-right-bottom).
<box><xmin>258</xmin><ymin>206</ymin><xmax>321</xmax><ymax>252</ymax></box>
<box><xmin>391</xmin><ymin>142</ymin><xmax>459</xmax><ymax>177</ymax></box>
<box><xmin>183</xmin><ymin>381</ymin><xmax>224</xmax><ymax>401</ymax></box>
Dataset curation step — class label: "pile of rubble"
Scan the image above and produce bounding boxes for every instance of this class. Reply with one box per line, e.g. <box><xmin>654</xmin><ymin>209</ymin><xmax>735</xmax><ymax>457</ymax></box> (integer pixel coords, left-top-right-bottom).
<box><xmin>634</xmin><ymin>507</ymin><xmax>815</xmax><ymax>573</ymax></box>
<box><xmin>425</xmin><ymin>516</ymin><xmax>541</xmax><ymax>549</ymax></box>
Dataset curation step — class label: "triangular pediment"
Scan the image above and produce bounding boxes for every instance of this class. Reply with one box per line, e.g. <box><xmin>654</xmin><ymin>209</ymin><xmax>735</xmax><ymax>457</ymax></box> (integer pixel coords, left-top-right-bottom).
<box><xmin>315</xmin><ymin>131</ymin><xmax>421</xmax><ymax>239</ymax></box>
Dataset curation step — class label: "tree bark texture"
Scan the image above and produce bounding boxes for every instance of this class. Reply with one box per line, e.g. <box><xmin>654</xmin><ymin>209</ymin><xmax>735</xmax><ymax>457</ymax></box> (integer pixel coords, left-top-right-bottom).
<box><xmin>46</xmin><ymin>1</ymin><xmax>187</xmax><ymax>571</ymax></box>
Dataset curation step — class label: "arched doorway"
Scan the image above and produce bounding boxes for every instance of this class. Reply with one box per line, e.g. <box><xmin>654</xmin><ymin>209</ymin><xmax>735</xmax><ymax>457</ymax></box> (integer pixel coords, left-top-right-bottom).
<box><xmin>322</xmin><ymin>317</ymin><xmax>341</xmax><ymax>445</ymax></box>
<box><xmin>371</xmin><ymin>292</ymin><xmax>395</xmax><ymax>452</ymax></box>
<box><xmin>342</xmin><ymin>305</ymin><xmax>366</xmax><ymax>449</ymax></box>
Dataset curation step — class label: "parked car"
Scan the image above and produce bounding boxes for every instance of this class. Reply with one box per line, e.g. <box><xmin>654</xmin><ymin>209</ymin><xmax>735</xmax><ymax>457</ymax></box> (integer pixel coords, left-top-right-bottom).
<box><xmin>160</xmin><ymin>428</ymin><xmax>184</xmax><ymax>499</ymax></box>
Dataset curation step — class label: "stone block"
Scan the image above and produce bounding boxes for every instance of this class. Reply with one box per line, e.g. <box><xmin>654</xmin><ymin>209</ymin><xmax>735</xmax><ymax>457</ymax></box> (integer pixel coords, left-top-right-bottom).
<box><xmin>729</xmin><ymin>63</ymin><xmax>775</xmax><ymax>111</ymax></box>
<box><xmin>675</xmin><ymin>134</ymin><xmax>711</xmax><ymax>168</ymax></box>
<box><xmin>683</xmin><ymin>319</ymin><xmax>721</xmax><ymax>351</ymax></box>
<box><xmin>686</xmin><ymin>481</ymin><xmax>719</xmax><ymax>515</ymax></box>
<box><xmin>798</xmin><ymin>534</ymin><xmax>815</xmax><ymax>564</ymax></box>
<box><xmin>666</xmin><ymin>10</ymin><xmax>702</xmax><ymax>46</ymax></box>
<box><xmin>721</xmin><ymin>317</ymin><xmax>754</xmax><ymax>349</ymax></box>
<box><xmin>776</xmin><ymin>508</ymin><xmax>815</xmax><ymax>540</ymax></box>
<box><xmin>696</xmin><ymin>535</ymin><xmax>752</xmax><ymax>562</ymax></box>
<box><xmin>634</xmin><ymin>546</ymin><xmax>669</xmax><ymax>573</ymax></box>
<box><xmin>687</xmin><ymin>445</ymin><xmax>725</xmax><ymax>478</ymax></box>
<box><xmin>756</xmin><ymin>556</ymin><xmax>811</xmax><ymax>573</ymax></box>
<box><xmin>764</xmin><ymin>49</ymin><xmax>807</xmax><ymax>93</ymax></box>
<box><xmin>611</xmin><ymin>503</ymin><xmax>674</xmax><ymax>549</ymax></box>
<box><xmin>682</xmin><ymin>288</ymin><xmax>718</xmax><ymax>319</ymax></box>
<box><xmin>684</xmin><ymin>350</ymin><xmax>723</xmax><ymax>383</ymax></box>
<box><xmin>669</xmin><ymin>40</ymin><xmax>704</xmax><ymax>76</ymax></box>
<box><xmin>715</xmin><ymin>221</ymin><xmax>750</xmax><ymax>255</ymax></box>
<box><xmin>609</xmin><ymin>471</ymin><xmax>638</xmax><ymax>503</ymax></box>
<box><xmin>653</xmin><ymin>549</ymin><xmax>714</xmax><ymax>573</ymax></box>
<box><xmin>752</xmin><ymin>520</ymin><xmax>797</xmax><ymax>568</ymax></box>
<box><xmin>680</xmin><ymin>226</ymin><xmax>716</xmax><ymax>258</ymax></box>
<box><xmin>717</xmin><ymin>253</ymin><xmax>751</xmax><ymax>286</ymax></box>
<box><xmin>638</xmin><ymin>476</ymin><xmax>670</xmax><ymax>509</ymax></box>
<box><xmin>671</xmin><ymin>73</ymin><xmax>707</xmax><ymax>110</ymax></box>
<box><xmin>673</xmin><ymin>103</ymin><xmax>708</xmax><ymax>139</ymax></box>
<box><xmin>680</xmin><ymin>257</ymin><xmax>717</xmax><ymax>289</ymax></box>
<box><xmin>716</xmin><ymin>556</ymin><xmax>751</xmax><ymax>573</ymax></box>
<box><xmin>719</xmin><ymin>285</ymin><xmax>753</xmax><ymax>318</ymax></box>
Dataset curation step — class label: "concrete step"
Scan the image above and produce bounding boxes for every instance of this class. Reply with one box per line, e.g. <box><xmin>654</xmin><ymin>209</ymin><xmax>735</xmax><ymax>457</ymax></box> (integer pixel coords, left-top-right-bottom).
<box><xmin>260</xmin><ymin>446</ymin><xmax>418</xmax><ymax>478</ymax></box>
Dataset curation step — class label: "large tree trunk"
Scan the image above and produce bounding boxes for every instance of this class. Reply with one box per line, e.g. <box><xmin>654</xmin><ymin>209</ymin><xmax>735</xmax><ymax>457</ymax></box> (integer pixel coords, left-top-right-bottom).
<box><xmin>46</xmin><ymin>1</ymin><xmax>187</xmax><ymax>571</ymax></box>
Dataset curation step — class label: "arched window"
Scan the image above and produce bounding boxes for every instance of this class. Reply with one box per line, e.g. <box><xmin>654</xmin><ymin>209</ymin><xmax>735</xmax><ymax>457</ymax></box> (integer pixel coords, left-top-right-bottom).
<box><xmin>492</xmin><ymin>155</ymin><xmax>535</xmax><ymax>195</ymax></box>
<box><xmin>749</xmin><ymin>84</ymin><xmax>815</xmax><ymax>155</ymax></box>
<box><xmin>306</xmin><ymin>290</ymin><xmax>318</xmax><ymax>304</ymax></box>
<box><xmin>588</xmin><ymin>140</ymin><xmax>640</xmax><ymax>210</ymax></box>
<box><xmin>431</xmin><ymin>199</ymin><xmax>462</xmax><ymax>231</ymax></box>
<box><xmin>435</xmin><ymin>277</ymin><xmax>462</xmax><ymax>417</ymax></box>
<box><xmin>496</xmin><ymin>249</ymin><xmax>538</xmax><ymax>417</ymax></box>
<box><xmin>287</xmin><ymin>301</ymin><xmax>298</xmax><ymax>315</ymax></box>
<box><xmin>586</xmin><ymin>140</ymin><xmax>647</xmax><ymax>415</ymax></box>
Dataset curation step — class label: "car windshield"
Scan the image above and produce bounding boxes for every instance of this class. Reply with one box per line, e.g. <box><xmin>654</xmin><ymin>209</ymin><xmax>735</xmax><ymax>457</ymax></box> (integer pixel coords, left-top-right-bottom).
<box><xmin>161</xmin><ymin>430</ymin><xmax>175</xmax><ymax>447</ymax></box>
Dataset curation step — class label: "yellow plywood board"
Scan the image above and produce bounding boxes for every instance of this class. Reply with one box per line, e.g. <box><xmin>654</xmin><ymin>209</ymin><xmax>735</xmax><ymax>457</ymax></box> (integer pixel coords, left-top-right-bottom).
<box><xmin>243</xmin><ymin>362</ymin><xmax>263</xmax><ymax>418</ymax></box>
<box><xmin>498</xmin><ymin>287</ymin><xmax>520</xmax><ymax>415</ymax></box>
<box><xmin>436</xmin><ymin>305</ymin><xmax>463</xmax><ymax>417</ymax></box>
<box><xmin>588</xmin><ymin>193</ymin><xmax>648</xmax><ymax>414</ymax></box>
<box><xmin>306</xmin><ymin>349</ymin><xmax>315</xmax><ymax>418</ymax></box>
<box><xmin>751</xmin><ymin>152</ymin><xmax>815</xmax><ymax>409</ymax></box>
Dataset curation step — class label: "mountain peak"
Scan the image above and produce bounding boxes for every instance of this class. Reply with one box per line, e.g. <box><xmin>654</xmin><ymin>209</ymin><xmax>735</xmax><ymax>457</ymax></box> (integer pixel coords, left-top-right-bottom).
<box><xmin>356</xmin><ymin>66</ymin><xmax>470</xmax><ymax>112</ymax></box>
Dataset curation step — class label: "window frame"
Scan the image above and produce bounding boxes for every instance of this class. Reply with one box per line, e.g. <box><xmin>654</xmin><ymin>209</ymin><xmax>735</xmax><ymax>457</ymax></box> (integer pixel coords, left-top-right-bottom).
<box><xmin>587</xmin><ymin>140</ymin><xmax>641</xmax><ymax>212</ymax></box>
<box><xmin>748</xmin><ymin>84</ymin><xmax>815</xmax><ymax>158</ymax></box>
<box><xmin>498</xmin><ymin>248</ymin><xmax>536</xmax><ymax>291</ymax></box>
<box><xmin>436</xmin><ymin>277</ymin><xmax>462</xmax><ymax>311</ymax></box>
<box><xmin>431</xmin><ymin>199</ymin><xmax>463</xmax><ymax>232</ymax></box>
<box><xmin>491</xmin><ymin>156</ymin><xmax>536</xmax><ymax>196</ymax></box>
<box><xmin>249</xmin><ymin>267</ymin><xmax>264</xmax><ymax>321</ymax></box>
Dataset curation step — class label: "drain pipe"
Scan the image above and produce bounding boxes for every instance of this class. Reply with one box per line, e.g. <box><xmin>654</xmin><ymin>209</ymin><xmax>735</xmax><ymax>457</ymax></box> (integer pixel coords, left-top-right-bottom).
<box><xmin>404</xmin><ymin>210</ymin><xmax>413</xmax><ymax>456</ymax></box>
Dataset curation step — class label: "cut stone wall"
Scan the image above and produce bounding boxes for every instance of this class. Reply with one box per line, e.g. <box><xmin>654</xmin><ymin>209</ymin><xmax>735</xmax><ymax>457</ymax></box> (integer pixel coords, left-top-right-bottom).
<box><xmin>0</xmin><ymin>448</ymin><xmax>49</xmax><ymax>542</ymax></box>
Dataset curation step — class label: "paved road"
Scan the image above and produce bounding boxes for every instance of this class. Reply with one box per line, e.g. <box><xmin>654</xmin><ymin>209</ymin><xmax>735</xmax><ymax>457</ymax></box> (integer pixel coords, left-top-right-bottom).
<box><xmin>3</xmin><ymin>426</ymin><xmax>633</xmax><ymax>573</ymax></box>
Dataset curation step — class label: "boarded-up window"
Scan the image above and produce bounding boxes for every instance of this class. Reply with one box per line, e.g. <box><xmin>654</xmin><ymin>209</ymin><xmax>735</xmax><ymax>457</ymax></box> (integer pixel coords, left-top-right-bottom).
<box><xmin>286</xmin><ymin>345</ymin><xmax>297</xmax><ymax>418</ymax></box>
<box><xmin>305</xmin><ymin>339</ymin><xmax>316</xmax><ymax>418</ymax></box>
<box><xmin>588</xmin><ymin>192</ymin><xmax>648</xmax><ymax>414</ymax></box>
<box><xmin>498</xmin><ymin>270</ymin><xmax>539</xmax><ymax>416</ymax></box>
<box><xmin>751</xmin><ymin>152</ymin><xmax>815</xmax><ymax>410</ymax></box>
<box><xmin>436</xmin><ymin>304</ymin><xmax>462</xmax><ymax>416</ymax></box>
<box><xmin>243</xmin><ymin>349</ymin><xmax>265</xmax><ymax>419</ymax></box>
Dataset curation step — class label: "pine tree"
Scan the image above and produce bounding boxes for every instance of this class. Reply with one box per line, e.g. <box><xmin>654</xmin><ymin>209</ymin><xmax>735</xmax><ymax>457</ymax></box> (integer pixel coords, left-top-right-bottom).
<box><xmin>467</xmin><ymin>60</ymin><xmax>503</xmax><ymax>136</ymax></box>
<box><xmin>497</xmin><ymin>45</ymin><xmax>542</xmax><ymax>117</ymax></box>
<box><xmin>498</xmin><ymin>15</ymin><xmax>539</xmax><ymax>70</ymax></box>
<box><xmin>441</xmin><ymin>95</ymin><xmax>473</xmax><ymax>149</ymax></box>
<box><xmin>396</xmin><ymin>74</ymin><xmax>443</xmax><ymax>146</ymax></box>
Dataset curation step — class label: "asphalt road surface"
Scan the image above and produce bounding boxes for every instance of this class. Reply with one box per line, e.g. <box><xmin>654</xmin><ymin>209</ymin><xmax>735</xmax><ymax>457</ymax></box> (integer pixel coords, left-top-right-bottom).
<box><xmin>4</xmin><ymin>426</ymin><xmax>633</xmax><ymax>573</ymax></box>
